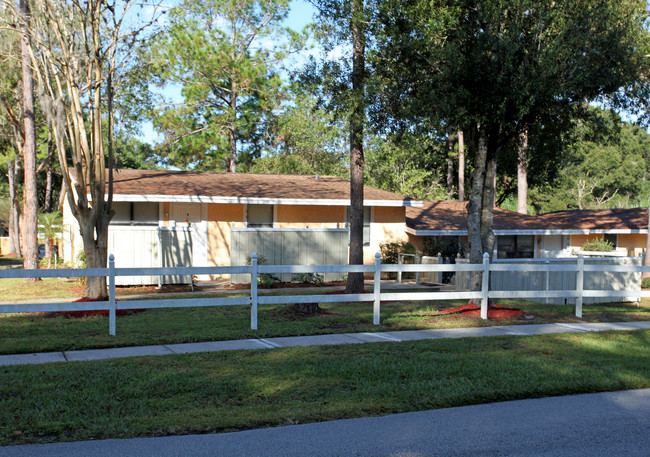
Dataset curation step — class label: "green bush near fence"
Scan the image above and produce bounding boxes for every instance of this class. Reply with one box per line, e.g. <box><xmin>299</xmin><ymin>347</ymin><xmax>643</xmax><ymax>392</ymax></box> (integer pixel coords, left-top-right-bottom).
<box><xmin>582</xmin><ymin>238</ymin><xmax>615</xmax><ymax>252</ymax></box>
<box><xmin>380</xmin><ymin>242</ymin><xmax>416</xmax><ymax>279</ymax></box>
<box><xmin>245</xmin><ymin>254</ymin><xmax>280</xmax><ymax>287</ymax></box>
<box><xmin>379</xmin><ymin>241</ymin><xmax>416</xmax><ymax>264</ymax></box>
<box><xmin>422</xmin><ymin>236</ymin><xmax>465</xmax><ymax>259</ymax></box>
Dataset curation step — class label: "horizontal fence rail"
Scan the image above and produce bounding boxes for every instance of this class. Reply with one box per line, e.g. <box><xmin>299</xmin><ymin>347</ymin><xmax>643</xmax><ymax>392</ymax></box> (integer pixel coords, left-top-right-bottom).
<box><xmin>0</xmin><ymin>252</ymin><xmax>648</xmax><ymax>335</ymax></box>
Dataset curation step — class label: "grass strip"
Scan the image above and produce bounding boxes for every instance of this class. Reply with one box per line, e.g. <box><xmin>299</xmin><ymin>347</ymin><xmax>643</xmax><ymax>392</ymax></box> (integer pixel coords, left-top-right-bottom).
<box><xmin>1</xmin><ymin>329</ymin><xmax>649</xmax><ymax>446</ymax></box>
<box><xmin>1</xmin><ymin>298</ymin><xmax>649</xmax><ymax>355</ymax></box>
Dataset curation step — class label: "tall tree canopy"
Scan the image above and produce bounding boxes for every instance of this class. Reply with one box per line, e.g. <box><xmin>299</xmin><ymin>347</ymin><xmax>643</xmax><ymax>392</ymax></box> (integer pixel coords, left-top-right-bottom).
<box><xmin>307</xmin><ymin>0</ymin><xmax>374</xmax><ymax>292</ymax></box>
<box><xmin>10</xmin><ymin>0</ymin><xmax>163</xmax><ymax>298</ymax></box>
<box><xmin>248</xmin><ymin>91</ymin><xmax>348</xmax><ymax>176</ymax></box>
<box><xmin>151</xmin><ymin>0</ymin><xmax>306</xmax><ymax>172</ymax></box>
<box><xmin>529</xmin><ymin>108</ymin><xmax>650</xmax><ymax>213</ymax></box>
<box><xmin>373</xmin><ymin>0</ymin><xmax>650</xmax><ymax>277</ymax></box>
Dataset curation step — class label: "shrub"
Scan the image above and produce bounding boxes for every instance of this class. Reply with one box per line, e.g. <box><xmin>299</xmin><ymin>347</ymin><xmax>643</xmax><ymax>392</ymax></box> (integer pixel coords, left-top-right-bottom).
<box><xmin>582</xmin><ymin>238</ymin><xmax>615</xmax><ymax>252</ymax></box>
<box><xmin>379</xmin><ymin>241</ymin><xmax>416</xmax><ymax>264</ymax></box>
<box><xmin>380</xmin><ymin>242</ymin><xmax>416</xmax><ymax>279</ymax></box>
<box><xmin>291</xmin><ymin>272</ymin><xmax>324</xmax><ymax>285</ymax></box>
<box><xmin>421</xmin><ymin>236</ymin><xmax>464</xmax><ymax>259</ymax></box>
<box><xmin>642</xmin><ymin>277</ymin><xmax>650</xmax><ymax>289</ymax></box>
<box><xmin>245</xmin><ymin>254</ymin><xmax>280</xmax><ymax>287</ymax></box>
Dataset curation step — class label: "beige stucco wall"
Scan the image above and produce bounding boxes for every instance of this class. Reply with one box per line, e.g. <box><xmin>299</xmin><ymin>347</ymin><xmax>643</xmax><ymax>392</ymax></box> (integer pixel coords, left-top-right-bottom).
<box><xmin>207</xmin><ymin>204</ymin><xmax>410</xmax><ymax>267</ymax></box>
<box><xmin>0</xmin><ymin>237</ymin><xmax>10</xmax><ymax>255</ymax></box>
<box><xmin>571</xmin><ymin>234</ymin><xmax>596</xmax><ymax>249</ymax></box>
<box><xmin>364</xmin><ymin>207</ymin><xmax>409</xmax><ymax>264</ymax></box>
<box><xmin>276</xmin><ymin>205</ymin><xmax>345</xmax><ymax>228</ymax></box>
<box><xmin>207</xmin><ymin>203</ymin><xmax>244</xmax><ymax>267</ymax></box>
<box><xmin>162</xmin><ymin>202</ymin><xmax>171</xmax><ymax>227</ymax></box>
<box><xmin>407</xmin><ymin>234</ymin><xmax>424</xmax><ymax>253</ymax></box>
<box><xmin>618</xmin><ymin>234</ymin><xmax>647</xmax><ymax>256</ymax></box>
<box><xmin>62</xmin><ymin>198</ymin><xmax>83</xmax><ymax>266</ymax></box>
<box><xmin>571</xmin><ymin>233</ymin><xmax>646</xmax><ymax>256</ymax></box>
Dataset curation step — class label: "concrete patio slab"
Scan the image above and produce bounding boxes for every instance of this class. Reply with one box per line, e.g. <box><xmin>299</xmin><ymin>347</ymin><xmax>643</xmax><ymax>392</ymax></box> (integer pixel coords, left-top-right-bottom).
<box><xmin>164</xmin><ymin>339</ymin><xmax>271</xmax><ymax>354</ymax></box>
<box><xmin>64</xmin><ymin>345</ymin><xmax>174</xmax><ymax>362</ymax></box>
<box><xmin>0</xmin><ymin>352</ymin><xmax>67</xmax><ymax>366</ymax></box>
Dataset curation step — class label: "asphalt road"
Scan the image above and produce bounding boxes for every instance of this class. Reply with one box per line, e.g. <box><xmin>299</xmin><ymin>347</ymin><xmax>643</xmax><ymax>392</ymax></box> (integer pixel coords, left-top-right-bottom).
<box><xmin>2</xmin><ymin>389</ymin><xmax>649</xmax><ymax>457</ymax></box>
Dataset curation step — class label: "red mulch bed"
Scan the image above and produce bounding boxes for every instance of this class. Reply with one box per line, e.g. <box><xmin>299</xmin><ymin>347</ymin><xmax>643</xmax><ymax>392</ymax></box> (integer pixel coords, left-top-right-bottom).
<box><xmin>56</xmin><ymin>297</ymin><xmax>146</xmax><ymax>319</ymax></box>
<box><xmin>439</xmin><ymin>302</ymin><xmax>525</xmax><ymax>319</ymax></box>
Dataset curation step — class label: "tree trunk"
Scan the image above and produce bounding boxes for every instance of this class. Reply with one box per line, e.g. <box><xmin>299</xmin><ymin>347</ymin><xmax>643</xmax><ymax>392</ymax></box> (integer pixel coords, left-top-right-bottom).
<box><xmin>346</xmin><ymin>0</ymin><xmax>366</xmax><ymax>294</ymax></box>
<box><xmin>44</xmin><ymin>129</ymin><xmax>55</xmax><ymax>213</ymax></box>
<box><xmin>644</xmin><ymin>204</ymin><xmax>650</xmax><ymax>279</ymax></box>
<box><xmin>20</xmin><ymin>0</ymin><xmax>39</xmax><ymax>272</ymax></box>
<box><xmin>7</xmin><ymin>158</ymin><xmax>22</xmax><ymax>257</ymax></box>
<box><xmin>517</xmin><ymin>129</ymin><xmax>529</xmax><ymax>214</ymax></box>
<box><xmin>292</xmin><ymin>302</ymin><xmax>322</xmax><ymax>315</ymax></box>
<box><xmin>458</xmin><ymin>129</ymin><xmax>465</xmax><ymax>202</ymax></box>
<box><xmin>45</xmin><ymin>237</ymin><xmax>53</xmax><ymax>269</ymax></box>
<box><xmin>467</xmin><ymin>126</ymin><xmax>489</xmax><ymax>291</ymax></box>
<box><xmin>78</xmin><ymin>214</ymin><xmax>108</xmax><ymax>298</ymax></box>
<box><xmin>447</xmin><ymin>134</ymin><xmax>455</xmax><ymax>200</ymax></box>
<box><xmin>481</xmin><ymin>146</ymin><xmax>497</xmax><ymax>258</ymax></box>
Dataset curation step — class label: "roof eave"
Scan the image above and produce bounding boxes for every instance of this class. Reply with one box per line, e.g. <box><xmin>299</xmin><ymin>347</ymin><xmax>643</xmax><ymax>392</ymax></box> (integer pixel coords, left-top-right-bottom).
<box><xmin>406</xmin><ymin>227</ymin><xmax>649</xmax><ymax>236</ymax></box>
<box><xmin>111</xmin><ymin>194</ymin><xmax>424</xmax><ymax>207</ymax></box>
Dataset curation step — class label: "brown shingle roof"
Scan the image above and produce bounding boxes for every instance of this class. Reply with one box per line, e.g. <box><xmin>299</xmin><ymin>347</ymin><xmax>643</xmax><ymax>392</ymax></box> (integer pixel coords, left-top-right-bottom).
<box><xmin>407</xmin><ymin>201</ymin><xmax>650</xmax><ymax>233</ymax></box>
<box><xmin>406</xmin><ymin>201</ymin><xmax>541</xmax><ymax>232</ymax></box>
<box><xmin>110</xmin><ymin>169</ymin><xmax>418</xmax><ymax>205</ymax></box>
<box><xmin>535</xmin><ymin>208</ymin><xmax>648</xmax><ymax>231</ymax></box>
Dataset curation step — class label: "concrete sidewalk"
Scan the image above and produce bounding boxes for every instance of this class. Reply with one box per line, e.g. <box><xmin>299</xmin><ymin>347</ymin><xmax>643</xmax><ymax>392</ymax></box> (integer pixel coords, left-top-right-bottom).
<box><xmin>2</xmin><ymin>320</ymin><xmax>649</xmax><ymax>367</ymax></box>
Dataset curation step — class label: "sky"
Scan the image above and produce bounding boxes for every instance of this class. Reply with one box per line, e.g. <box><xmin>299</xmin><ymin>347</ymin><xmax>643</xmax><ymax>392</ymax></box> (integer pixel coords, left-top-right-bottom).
<box><xmin>137</xmin><ymin>0</ymin><xmax>318</xmax><ymax>145</ymax></box>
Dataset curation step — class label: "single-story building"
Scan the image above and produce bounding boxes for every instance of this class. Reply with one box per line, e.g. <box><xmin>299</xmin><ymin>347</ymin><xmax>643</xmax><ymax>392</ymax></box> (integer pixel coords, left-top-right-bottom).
<box><xmin>62</xmin><ymin>169</ymin><xmax>422</xmax><ymax>284</ymax></box>
<box><xmin>61</xmin><ymin>169</ymin><xmax>649</xmax><ymax>285</ymax></box>
<box><xmin>406</xmin><ymin>201</ymin><xmax>649</xmax><ymax>259</ymax></box>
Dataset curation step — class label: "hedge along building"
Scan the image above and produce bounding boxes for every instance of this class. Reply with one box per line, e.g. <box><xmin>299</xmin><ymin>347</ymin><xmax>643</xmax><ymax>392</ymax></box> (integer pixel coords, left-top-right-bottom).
<box><xmin>61</xmin><ymin>169</ymin><xmax>422</xmax><ymax>284</ymax></box>
<box><xmin>405</xmin><ymin>201</ymin><xmax>650</xmax><ymax>259</ymax></box>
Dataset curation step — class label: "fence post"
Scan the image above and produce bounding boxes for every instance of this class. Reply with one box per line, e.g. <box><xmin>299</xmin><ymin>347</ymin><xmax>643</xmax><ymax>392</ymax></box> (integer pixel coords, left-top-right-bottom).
<box><xmin>416</xmin><ymin>254</ymin><xmax>422</xmax><ymax>285</ymax></box>
<box><xmin>545</xmin><ymin>260</ymin><xmax>550</xmax><ymax>305</ymax></box>
<box><xmin>373</xmin><ymin>252</ymin><xmax>381</xmax><ymax>325</ymax></box>
<box><xmin>109</xmin><ymin>254</ymin><xmax>116</xmax><ymax>336</ymax></box>
<box><xmin>397</xmin><ymin>253</ymin><xmax>403</xmax><ymax>283</ymax></box>
<box><xmin>437</xmin><ymin>252</ymin><xmax>443</xmax><ymax>284</ymax></box>
<box><xmin>575</xmin><ymin>254</ymin><xmax>584</xmax><ymax>318</ymax></box>
<box><xmin>481</xmin><ymin>252</ymin><xmax>490</xmax><ymax>320</ymax></box>
<box><xmin>250</xmin><ymin>252</ymin><xmax>258</xmax><ymax>330</ymax></box>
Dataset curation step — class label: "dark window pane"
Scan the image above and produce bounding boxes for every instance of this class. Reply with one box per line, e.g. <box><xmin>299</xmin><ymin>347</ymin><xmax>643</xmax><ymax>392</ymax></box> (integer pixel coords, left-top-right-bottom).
<box><xmin>248</xmin><ymin>205</ymin><xmax>273</xmax><ymax>228</ymax></box>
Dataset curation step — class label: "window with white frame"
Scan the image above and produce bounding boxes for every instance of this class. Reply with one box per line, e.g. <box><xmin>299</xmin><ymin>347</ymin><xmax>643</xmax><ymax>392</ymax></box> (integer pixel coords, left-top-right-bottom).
<box><xmin>247</xmin><ymin>204</ymin><xmax>274</xmax><ymax>228</ymax></box>
<box><xmin>497</xmin><ymin>235</ymin><xmax>534</xmax><ymax>259</ymax></box>
<box><xmin>604</xmin><ymin>234</ymin><xmax>618</xmax><ymax>248</ymax></box>
<box><xmin>110</xmin><ymin>202</ymin><xmax>159</xmax><ymax>226</ymax></box>
<box><xmin>346</xmin><ymin>206</ymin><xmax>371</xmax><ymax>246</ymax></box>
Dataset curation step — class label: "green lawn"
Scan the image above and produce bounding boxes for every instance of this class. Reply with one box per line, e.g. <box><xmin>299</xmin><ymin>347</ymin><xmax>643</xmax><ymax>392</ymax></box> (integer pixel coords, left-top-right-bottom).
<box><xmin>0</xmin><ymin>277</ymin><xmax>193</xmax><ymax>302</ymax></box>
<box><xmin>1</xmin><ymin>329</ymin><xmax>648</xmax><ymax>446</ymax></box>
<box><xmin>1</xmin><ymin>277</ymin><xmax>649</xmax><ymax>354</ymax></box>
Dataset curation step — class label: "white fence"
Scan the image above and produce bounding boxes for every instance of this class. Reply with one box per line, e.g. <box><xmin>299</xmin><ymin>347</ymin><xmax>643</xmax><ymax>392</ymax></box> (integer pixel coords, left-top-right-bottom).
<box><xmin>0</xmin><ymin>253</ymin><xmax>648</xmax><ymax>336</ymax></box>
